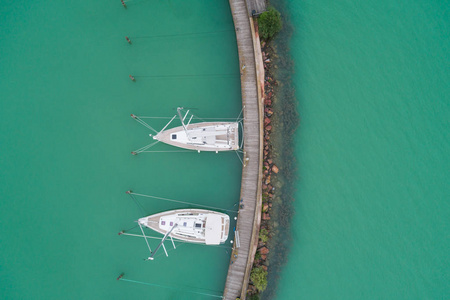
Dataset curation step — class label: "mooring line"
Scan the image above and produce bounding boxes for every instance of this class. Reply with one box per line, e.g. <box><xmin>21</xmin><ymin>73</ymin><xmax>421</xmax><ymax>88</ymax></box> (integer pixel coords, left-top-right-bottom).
<box><xmin>130</xmin><ymin>192</ymin><xmax>238</xmax><ymax>213</ymax></box>
<box><xmin>133</xmin><ymin>74</ymin><xmax>238</xmax><ymax>79</ymax></box>
<box><xmin>128</xmin><ymin>193</ymin><xmax>146</xmax><ymax>215</ymax></box>
<box><xmin>137</xmin><ymin>116</ymin><xmax>240</xmax><ymax>120</ymax></box>
<box><xmin>131</xmin><ymin>28</ymin><xmax>234</xmax><ymax>40</ymax></box>
<box><xmin>119</xmin><ymin>278</ymin><xmax>223</xmax><ymax>298</ymax></box>
<box><xmin>138</xmin><ymin>150</ymin><xmax>194</xmax><ymax>153</ymax></box>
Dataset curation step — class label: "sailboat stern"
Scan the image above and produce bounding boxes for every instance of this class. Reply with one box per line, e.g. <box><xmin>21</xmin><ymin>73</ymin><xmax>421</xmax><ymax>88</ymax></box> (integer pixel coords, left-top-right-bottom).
<box><xmin>205</xmin><ymin>214</ymin><xmax>230</xmax><ymax>245</ymax></box>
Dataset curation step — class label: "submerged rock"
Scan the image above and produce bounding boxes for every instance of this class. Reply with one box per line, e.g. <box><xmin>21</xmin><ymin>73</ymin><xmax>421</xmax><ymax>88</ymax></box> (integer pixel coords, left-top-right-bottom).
<box><xmin>260</xmin><ymin>247</ymin><xmax>269</xmax><ymax>255</ymax></box>
<box><xmin>272</xmin><ymin>165</ymin><xmax>279</xmax><ymax>173</ymax></box>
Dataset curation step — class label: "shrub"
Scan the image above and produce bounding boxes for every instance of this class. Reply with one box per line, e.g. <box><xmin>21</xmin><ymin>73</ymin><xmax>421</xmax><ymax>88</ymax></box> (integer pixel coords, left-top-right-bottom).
<box><xmin>255</xmin><ymin>250</ymin><xmax>262</xmax><ymax>261</ymax></box>
<box><xmin>259</xmin><ymin>228</ymin><xmax>269</xmax><ymax>243</ymax></box>
<box><xmin>248</xmin><ymin>294</ymin><xmax>260</xmax><ymax>300</ymax></box>
<box><xmin>258</xmin><ymin>7</ymin><xmax>282</xmax><ymax>40</ymax></box>
<box><xmin>250</xmin><ymin>266</ymin><xmax>268</xmax><ymax>292</ymax></box>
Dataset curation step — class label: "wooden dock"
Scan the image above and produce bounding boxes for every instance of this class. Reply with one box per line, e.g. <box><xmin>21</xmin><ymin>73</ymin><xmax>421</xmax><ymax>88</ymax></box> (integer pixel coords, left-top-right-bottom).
<box><xmin>246</xmin><ymin>0</ymin><xmax>267</xmax><ymax>16</ymax></box>
<box><xmin>223</xmin><ymin>0</ymin><xmax>265</xmax><ymax>299</ymax></box>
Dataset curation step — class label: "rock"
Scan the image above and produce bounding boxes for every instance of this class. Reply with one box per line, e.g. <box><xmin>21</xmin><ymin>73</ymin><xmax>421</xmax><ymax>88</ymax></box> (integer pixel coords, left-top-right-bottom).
<box><xmin>264</xmin><ymin>150</ymin><xmax>268</xmax><ymax>156</ymax></box>
<box><xmin>264</xmin><ymin>99</ymin><xmax>272</xmax><ymax>106</ymax></box>
<box><xmin>262</xmin><ymin>265</ymin><xmax>268</xmax><ymax>271</ymax></box>
<box><xmin>262</xmin><ymin>184</ymin><xmax>268</xmax><ymax>190</ymax></box>
<box><xmin>263</xmin><ymin>203</ymin><xmax>269</xmax><ymax>212</ymax></box>
<box><xmin>266</xmin><ymin>125</ymin><xmax>272</xmax><ymax>131</ymax></box>
<box><xmin>262</xmin><ymin>213</ymin><xmax>270</xmax><ymax>220</ymax></box>
<box><xmin>260</xmin><ymin>247</ymin><xmax>269</xmax><ymax>255</ymax></box>
<box><xmin>267</xmin><ymin>159</ymin><xmax>273</xmax><ymax>165</ymax></box>
<box><xmin>272</xmin><ymin>165</ymin><xmax>279</xmax><ymax>173</ymax></box>
<box><xmin>264</xmin><ymin>117</ymin><xmax>271</xmax><ymax>125</ymax></box>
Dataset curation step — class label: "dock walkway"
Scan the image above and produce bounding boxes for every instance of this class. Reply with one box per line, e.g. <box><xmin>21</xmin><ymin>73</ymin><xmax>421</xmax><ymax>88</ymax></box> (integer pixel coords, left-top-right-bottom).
<box><xmin>223</xmin><ymin>0</ymin><xmax>265</xmax><ymax>299</ymax></box>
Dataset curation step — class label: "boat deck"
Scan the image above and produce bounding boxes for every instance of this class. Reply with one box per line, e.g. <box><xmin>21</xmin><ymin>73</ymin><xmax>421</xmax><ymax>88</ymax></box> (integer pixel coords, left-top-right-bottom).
<box><xmin>156</xmin><ymin>122</ymin><xmax>239</xmax><ymax>151</ymax></box>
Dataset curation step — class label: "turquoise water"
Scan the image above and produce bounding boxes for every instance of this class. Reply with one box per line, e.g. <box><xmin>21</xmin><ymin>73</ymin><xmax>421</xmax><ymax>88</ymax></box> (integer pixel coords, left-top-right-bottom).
<box><xmin>273</xmin><ymin>0</ymin><xmax>449</xmax><ymax>299</ymax></box>
<box><xmin>0</xmin><ymin>1</ymin><xmax>241</xmax><ymax>299</ymax></box>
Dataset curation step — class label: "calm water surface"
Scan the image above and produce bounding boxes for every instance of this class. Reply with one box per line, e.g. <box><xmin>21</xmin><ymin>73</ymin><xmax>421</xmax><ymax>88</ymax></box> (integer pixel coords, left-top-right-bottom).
<box><xmin>0</xmin><ymin>1</ymin><xmax>241</xmax><ymax>299</ymax></box>
<box><xmin>273</xmin><ymin>0</ymin><xmax>449</xmax><ymax>299</ymax></box>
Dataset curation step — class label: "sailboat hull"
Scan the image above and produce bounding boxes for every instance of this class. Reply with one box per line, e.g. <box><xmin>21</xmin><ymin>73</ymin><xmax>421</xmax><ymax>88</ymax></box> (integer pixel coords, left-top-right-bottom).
<box><xmin>139</xmin><ymin>209</ymin><xmax>230</xmax><ymax>245</ymax></box>
<box><xmin>155</xmin><ymin>122</ymin><xmax>239</xmax><ymax>152</ymax></box>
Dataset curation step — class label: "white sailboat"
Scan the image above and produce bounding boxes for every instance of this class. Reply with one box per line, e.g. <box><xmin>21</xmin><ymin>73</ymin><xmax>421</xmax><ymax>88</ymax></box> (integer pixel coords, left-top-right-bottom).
<box><xmin>131</xmin><ymin>107</ymin><xmax>240</xmax><ymax>154</ymax></box>
<box><xmin>139</xmin><ymin>209</ymin><xmax>230</xmax><ymax>245</ymax></box>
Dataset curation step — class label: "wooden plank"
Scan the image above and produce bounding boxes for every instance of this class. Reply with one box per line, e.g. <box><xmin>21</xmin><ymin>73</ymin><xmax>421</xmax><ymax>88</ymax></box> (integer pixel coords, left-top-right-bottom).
<box><xmin>246</xmin><ymin>0</ymin><xmax>267</xmax><ymax>16</ymax></box>
<box><xmin>222</xmin><ymin>1</ymin><xmax>263</xmax><ymax>300</ymax></box>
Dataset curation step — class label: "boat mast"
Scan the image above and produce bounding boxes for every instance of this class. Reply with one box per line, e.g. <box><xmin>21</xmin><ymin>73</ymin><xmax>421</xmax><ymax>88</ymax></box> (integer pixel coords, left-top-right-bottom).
<box><xmin>148</xmin><ymin>223</ymin><xmax>178</xmax><ymax>260</ymax></box>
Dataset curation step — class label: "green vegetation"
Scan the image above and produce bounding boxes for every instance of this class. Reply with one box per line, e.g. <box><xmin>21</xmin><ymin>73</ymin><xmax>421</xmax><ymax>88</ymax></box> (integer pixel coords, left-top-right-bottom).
<box><xmin>255</xmin><ymin>250</ymin><xmax>262</xmax><ymax>261</ymax></box>
<box><xmin>250</xmin><ymin>266</ymin><xmax>268</xmax><ymax>292</ymax></box>
<box><xmin>259</xmin><ymin>228</ymin><xmax>269</xmax><ymax>243</ymax></box>
<box><xmin>248</xmin><ymin>294</ymin><xmax>260</xmax><ymax>300</ymax></box>
<box><xmin>262</xmin><ymin>193</ymin><xmax>268</xmax><ymax>202</ymax></box>
<box><xmin>258</xmin><ymin>7</ymin><xmax>282</xmax><ymax>40</ymax></box>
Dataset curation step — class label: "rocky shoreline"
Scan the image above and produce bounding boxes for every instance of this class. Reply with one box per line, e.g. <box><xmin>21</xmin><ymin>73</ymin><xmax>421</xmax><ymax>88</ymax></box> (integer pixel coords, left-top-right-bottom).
<box><xmin>246</xmin><ymin>40</ymin><xmax>279</xmax><ymax>298</ymax></box>
<box><xmin>247</xmin><ymin>3</ymin><xmax>298</xmax><ymax>297</ymax></box>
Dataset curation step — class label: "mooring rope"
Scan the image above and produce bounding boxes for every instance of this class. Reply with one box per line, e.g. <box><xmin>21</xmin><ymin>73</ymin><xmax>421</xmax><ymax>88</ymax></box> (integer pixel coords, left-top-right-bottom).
<box><xmin>235</xmin><ymin>105</ymin><xmax>245</xmax><ymax>123</ymax></box>
<box><xmin>122</xmin><ymin>225</ymin><xmax>138</xmax><ymax>232</ymax></box>
<box><xmin>132</xmin><ymin>115</ymin><xmax>159</xmax><ymax>134</ymax></box>
<box><xmin>134</xmin><ymin>140</ymin><xmax>160</xmax><ymax>154</ymax></box>
<box><xmin>119</xmin><ymin>278</ymin><xmax>223</xmax><ymax>298</ymax></box>
<box><xmin>137</xmin><ymin>150</ymin><xmax>193</xmax><ymax>153</ymax></box>
<box><xmin>131</xmin><ymin>28</ymin><xmax>234</xmax><ymax>40</ymax></box>
<box><xmin>130</xmin><ymin>192</ymin><xmax>238</xmax><ymax>213</ymax></box>
<box><xmin>234</xmin><ymin>150</ymin><xmax>244</xmax><ymax>165</ymax></box>
<box><xmin>132</xmin><ymin>73</ymin><xmax>239</xmax><ymax>80</ymax></box>
<box><xmin>137</xmin><ymin>116</ymin><xmax>240</xmax><ymax>120</ymax></box>
<box><xmin>128</xmin><ymin>193</ymin><xmax>146</xmax><ymax>215</ymax></box>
